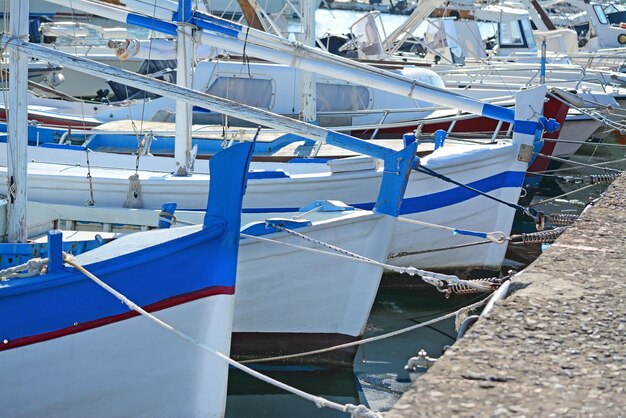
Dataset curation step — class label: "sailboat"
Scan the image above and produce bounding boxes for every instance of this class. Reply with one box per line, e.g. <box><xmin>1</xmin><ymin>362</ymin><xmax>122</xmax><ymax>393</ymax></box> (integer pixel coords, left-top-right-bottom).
<box><xmin>0</xmin><ymin>1</ymin><xmax>254</xmax><ymax>415</ymax></box>
<box><xmin>3</xmin><ymin>0</ymin><xmax>557</xmax><ymax>279</ymax></box>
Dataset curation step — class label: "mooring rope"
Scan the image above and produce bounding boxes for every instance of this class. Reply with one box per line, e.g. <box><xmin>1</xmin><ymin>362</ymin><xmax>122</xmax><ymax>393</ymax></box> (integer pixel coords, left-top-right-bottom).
<box><xmin>0</xmin><ymin>257</ymin><xmax>48</xmax><ymax>281</ymax></box>
<box><xmin>61</xmin><ymin>254</ymin><xmax>380</xmax><ymax>418</ymax></box>
<box><xmin>240</xmin><ymin>295</ymin><xmax>492</xmax><ymax>363</ymax></box>
<box><xmin>246</xmin><ymin>222</ymin><xmax>493</xmax><ymax>292</ymax></box>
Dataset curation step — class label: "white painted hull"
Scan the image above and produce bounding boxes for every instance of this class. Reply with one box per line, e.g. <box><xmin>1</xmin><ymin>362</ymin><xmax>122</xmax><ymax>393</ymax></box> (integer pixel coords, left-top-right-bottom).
<box><xmin>1</xmin><ymin>294</ymin><xmax>234</xmax><ymax>418</ymax></box>
<box><xmin>0</xmin><ymin>140</ymin><xmax>525</xmax><ymax>272</ymax></box>
<box><xmin>389</xmin><ymin>143</ymin><xmax>522</xmax><ymax>270</ymax></box>
<box><xmin>235</xmin><ymin>213</ymin><xmax>393</xmax><ymax>336</ymax></box>
<box><xmin>231</xmin><ymin>212</ymin><xmax>395</xmax><ymax>364</ymax></box>
<box><xmin>554</xmin><ymin>116</ymin><xmax>602</xmax><ymax>158</ymax></box>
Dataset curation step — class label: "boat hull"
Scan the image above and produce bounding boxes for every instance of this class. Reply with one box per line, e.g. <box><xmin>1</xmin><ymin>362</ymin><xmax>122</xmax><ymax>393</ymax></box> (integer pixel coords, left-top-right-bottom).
<box><xmin>233</xmin><ymin>213</ymin><xmax>394</xmax><ymax>364</ymax></box>
<box><xmin>0</xmin><ymin>141</ymin><xmax>525</xmax><ymax>272</ymax></box>
<box><xmin>1</xmin><ymin>294</ymin><xmax>234</xmax><ymax>418</ymax></box>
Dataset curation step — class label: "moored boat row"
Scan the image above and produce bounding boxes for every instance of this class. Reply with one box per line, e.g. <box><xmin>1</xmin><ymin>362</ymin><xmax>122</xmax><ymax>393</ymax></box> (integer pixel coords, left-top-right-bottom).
<box><xmin>1</xmin><ymin>0</ymin><xmax>624</xmax><ymax>416</ymax></box>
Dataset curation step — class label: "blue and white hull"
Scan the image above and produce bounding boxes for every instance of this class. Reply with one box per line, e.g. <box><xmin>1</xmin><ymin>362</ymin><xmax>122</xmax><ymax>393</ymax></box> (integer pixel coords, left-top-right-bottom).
<box><xmin>0</xmin><ymin>139</ymin><xmax>526</xmax><ymax>272</ymax></box>
<box><xmin>0</xmin><ymin>142</ymin><xmax>254</xmax><ymax>417</ymax></box>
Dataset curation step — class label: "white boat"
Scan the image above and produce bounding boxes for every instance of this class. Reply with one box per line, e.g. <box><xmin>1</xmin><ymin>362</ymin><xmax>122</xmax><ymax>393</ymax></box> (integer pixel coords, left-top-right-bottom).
<box><xmin>0</xmin><ymin>142</ymin><xmax>253</xmax><ymax>417</ymax></box>
<box><xmin>6</xmin><ymin>0</ymin><xmax>558</xmax><ymax>275</ymax></box>
<box><xmin>29</xmin><ymin>197</ymin><xmax>411</xmax><ymax>364</ymax></box>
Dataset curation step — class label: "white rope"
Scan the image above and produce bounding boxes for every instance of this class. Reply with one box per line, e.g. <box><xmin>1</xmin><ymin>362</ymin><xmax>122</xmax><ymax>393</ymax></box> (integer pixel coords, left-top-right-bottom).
<box><xmin>243</xmin><ymin>224</ymin><xmax>492</xmax><ymax>292</ymax></box>
<box><xmin>241</xmin><ymin>296</ymin><xmax>492</xmax><ymax>363</ymax></box>
<box><xmin>61</xmin><ymin>254</ymin><xmax>379</xmax><ymax>418</ymax></box>
<box><xmin>0</xmin><ymin>258</ymin><xmax>48</xmax><ymax>281</ymax></box>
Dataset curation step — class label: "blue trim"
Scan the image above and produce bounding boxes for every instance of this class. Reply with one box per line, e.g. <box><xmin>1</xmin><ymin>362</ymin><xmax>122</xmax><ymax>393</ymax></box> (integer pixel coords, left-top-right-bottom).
<box><xmin>126</xmin><ymin>13</ymin><xmax>177</xmax><ymax>36</ymax></box>
<box><xmin>86</xmin><ymin>132</ymin><xmax>310</xmax><ymax>157</ymax></box>
<box><xmin>300</xmin><ymin>200</ymin><xmax>354</xmax><ymax>212</ymax></box>
<box><xmin>0</xmin><ymin>226</ymin><xmax>231</xmax><ymax>342</ymax></box>
<box><xmin>396</xmin><ymin>171</ymin><xmax>526</xmax><ymax>215</ymax></box>
<box><xmin>326</xmin><ymin>131</ymin><xmax>396</xmax><ymax>160</ymax></box>
<box><xmin>434</xmin><ymin>130</ymin><xmax>447</xmax><ymax>150</ymax></box>
<box><xmin>158</xmin><ymin>202</ymin><xmax>177</xmax><ymax>229</ymax></box>
<box><xmin>176</xmin><ymin>0</ymin><xmax>192</xmax><ymax>22</ymax></box>
<box><xmin>482</xmin><ymin>103</ymin><xmax>515</xmax><ymax>124</ymax></box>
<box><xmin>47</xmin><ymin>230</ymin><xmax>63</xmax><ymax>274</ymax></box>
<box><xmin>247</xmin><ymin>170</ymin><xmax>289</xmax><ymax>179</ymax></box>
<box><xmin>190</xmin><ymin>16</ymin><xmax>241</xmax><ymax>38</ymax></box>
<box><xmin>374</xmin><ymin>142</ymin><xmax>417</xmax><ymax>217</ymax></box>
<box><xmin>241</xmin><ymin>219</ymin><xmax>312</xmax><ymax>236</ymax></box>
<box><xmin>454</xmin><ymin>229</ymin><xmax>488</xmax><ymax>239</ymax></box>
<box><xmin>513</xmin><ymin>120</ymin><xmax>540</xmax><ymax>135</ymax></box>
<box><xmin>193</xmin><ymin>11</ymin><xmax>243</xmax><ymax>33</ymax></box>
<box><xmin>239</xmin><ymin>171</ymin><xmax>525</xmax><ymax>215</ymax></box>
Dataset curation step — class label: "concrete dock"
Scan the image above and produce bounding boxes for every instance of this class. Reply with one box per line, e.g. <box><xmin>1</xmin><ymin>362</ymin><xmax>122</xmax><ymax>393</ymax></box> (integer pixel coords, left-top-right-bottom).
<box><xmin>387</xmin><ymin>174</ymin><xmax>626</xmax><ymax>417</ymax></box>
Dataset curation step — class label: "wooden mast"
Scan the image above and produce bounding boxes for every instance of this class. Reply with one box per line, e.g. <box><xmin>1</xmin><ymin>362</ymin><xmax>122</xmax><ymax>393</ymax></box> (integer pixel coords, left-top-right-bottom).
<box><xmin>7</xmin><ymin>0</ymin><xmax>29</xmax><ymax>242</ymax></box>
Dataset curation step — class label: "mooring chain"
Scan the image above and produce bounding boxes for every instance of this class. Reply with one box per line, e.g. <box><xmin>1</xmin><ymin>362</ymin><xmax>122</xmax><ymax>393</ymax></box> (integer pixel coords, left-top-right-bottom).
<box><xmin>265</xmin><ymin>222</ymin><xmax>494</xmax><ymax>293</ymax></box>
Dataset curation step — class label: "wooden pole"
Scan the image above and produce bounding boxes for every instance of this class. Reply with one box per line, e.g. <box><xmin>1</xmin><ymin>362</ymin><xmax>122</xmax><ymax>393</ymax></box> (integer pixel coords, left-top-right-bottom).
<box><xmin>7</xmin><ymin>0</ymin><xmax>29</xmax><ymax>243</ymax></box>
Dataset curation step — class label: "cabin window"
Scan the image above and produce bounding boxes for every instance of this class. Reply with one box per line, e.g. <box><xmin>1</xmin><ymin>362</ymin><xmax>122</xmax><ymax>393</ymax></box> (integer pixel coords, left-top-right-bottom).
<box><xmin>520</xmin><ymin>18</ymin><xmax>536</xmax><ymax>48</ymax></box>
<box><xmin>316</xmin><ymin>83</ymin><xmax>370</xmax><ymax>112</ymax></box>
<box><xmin>593</xmin><ymin>4</ymin><xmax>609</xmax><ymax>25</ymax></box>
<box><xmin>206</xmin><ymin>76</ymin><xmax>273</xmax><ymax>109</ymax></box>
<box><xmin>499</xmin><ymin>20</ymin><xmax>525</xmax><ymax>47</ymax></box>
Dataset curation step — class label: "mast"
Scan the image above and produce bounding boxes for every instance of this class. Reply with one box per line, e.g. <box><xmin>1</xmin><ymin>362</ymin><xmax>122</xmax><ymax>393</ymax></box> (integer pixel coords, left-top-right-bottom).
<box><xmin>299</xmin><ymin>0</ymin><xmax>317</xmax><ymax>123</ymax></box>
<box><xmin>236</xmin><ymin>0</ymin><xmax>265</xmax><ymax>31</ymax></box>
<box><xmin>174</xmin><ymin>0</ymin><xmax>192</xmax><ymax>176</ymax></box>
<box><xmin>7</xmin><ymin>0</ymin><xmax>29</xmax><ymax>242</ymax></box>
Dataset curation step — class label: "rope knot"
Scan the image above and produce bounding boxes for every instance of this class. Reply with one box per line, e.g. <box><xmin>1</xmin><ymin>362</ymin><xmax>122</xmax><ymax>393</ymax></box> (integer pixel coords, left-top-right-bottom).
<box><xmin>345</xmin><ymin>404</ymin><xmax>382</xmax><ymax>418</ymax></box>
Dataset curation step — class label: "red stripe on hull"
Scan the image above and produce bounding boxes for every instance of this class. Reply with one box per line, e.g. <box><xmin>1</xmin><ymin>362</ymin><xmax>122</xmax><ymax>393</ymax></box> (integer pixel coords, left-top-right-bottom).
<box><xmin>1</xmin><ymin>285</ymin><xmax>235</xmax><ymax>351</ymax></box>
<box><xmin>0</xmin><ymin>109</ymin><xmax>99</xmax><ymax>129</ymax></box>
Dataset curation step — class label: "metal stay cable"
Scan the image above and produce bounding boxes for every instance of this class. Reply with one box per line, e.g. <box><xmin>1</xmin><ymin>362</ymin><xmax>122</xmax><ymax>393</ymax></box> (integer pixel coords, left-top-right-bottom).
<box><xmin>532</xmin><ymin>155</ymin><xmax>626</xmax><ymax>175</ymax></box>
<box><xmin>240</xmin><ymin>295</ymin><xmax>492</xmax><ymax>364</ymax></box>
<box><xmin>244</xmin><ymin>223</ymin><xmax>492</xmax><ymax>292</ymax></box>
<box><xmin>548</xmin><ymin>92</ymin><xmax>626</xmax><ymax>131</ymax></box>
<box><xmin>397</xmin><ymin>217</ymin><xmax>507</xmax><ymax>243</ymax></box>
<box><xmin>388</xmin><ymin>239</ymin><xmax>492</xmax><ymax>259</ymax></box>
<box><xmin>62</xmin><ymin>254</ymin><xmax>380</xmax><ymax>418</ymax></box>
<box><xmin>529</xmin><ymin>183</ymin><xmax>600</xmax><ymax>207</ymax></box>
<box><xmin>534</xmin><ymin>152</ymin><xmax>622</xmax><ymax>173</ymax></box>
<box><xmin>414</xmin><ymin>164</ymin><xmax>540</xmax><ymax>221</ymax></box>
<box><xmin>541</xmin><ymin>137</ymin><xmax>626</xmax><ymax>148</ymax></box>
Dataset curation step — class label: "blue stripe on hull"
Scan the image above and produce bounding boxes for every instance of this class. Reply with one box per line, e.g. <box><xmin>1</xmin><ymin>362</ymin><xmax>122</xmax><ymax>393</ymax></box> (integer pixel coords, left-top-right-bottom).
<box><xmin>398</xmin><ymin>170</ymin><xmax>526</xmax><ymax>214</ymax></box>
<box><xmin>240</xmin><ymin>171</ymin><xmax>526</xmax><ymax>215</ymax></box>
